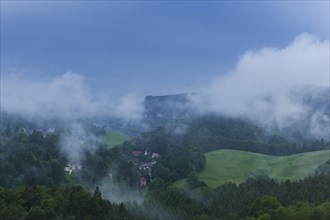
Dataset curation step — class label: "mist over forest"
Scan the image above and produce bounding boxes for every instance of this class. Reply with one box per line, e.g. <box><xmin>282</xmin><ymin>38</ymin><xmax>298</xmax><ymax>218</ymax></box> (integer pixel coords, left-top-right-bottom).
<box><xmin>1</xmin><ymin>1</ymin><xmax>329</xmax><ymax>220</ymax></box>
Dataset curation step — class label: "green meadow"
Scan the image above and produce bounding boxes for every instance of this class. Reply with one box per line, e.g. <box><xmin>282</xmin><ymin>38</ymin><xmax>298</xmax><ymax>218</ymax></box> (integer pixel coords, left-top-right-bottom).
<box><xmin>174</xmin><ymin>149</ymin><xmax>329</xmax><ymax>188</ymax></box>
<box><xmin>102</xmin><ymin>128</ymin><xmax>131</xmax><ymax>148</ymax></box>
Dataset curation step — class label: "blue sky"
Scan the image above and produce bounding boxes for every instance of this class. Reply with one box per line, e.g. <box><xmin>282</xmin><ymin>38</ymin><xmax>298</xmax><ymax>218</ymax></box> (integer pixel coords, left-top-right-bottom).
<box><xmin>1</xmin><ymin>0</ymin><xmax>329</xmax><ymax>96</ymax></box>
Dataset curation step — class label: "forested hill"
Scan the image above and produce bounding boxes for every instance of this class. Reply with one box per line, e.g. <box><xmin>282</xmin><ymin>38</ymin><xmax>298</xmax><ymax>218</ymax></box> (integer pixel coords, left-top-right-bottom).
<box><xmin>1</xmin><ymin>126</ymin><xmax>329</xmax><ymax>220</ymax></box>
<box><xmin>142</xmin><ymin>86</ymin><xmax>329</xmax><ymax>142</ymax></box>
<box><xmin>182</xmin><ymin>114</ymin><xmax>329</xmax><ymax>155</ymax></box>
<box><xmin>144</xmin><ymin>93</ymin><xmax>193</xmax><ymax>128</ymax></box>
<box><xmin>1</xmin><ymin>111</ymin><xmax>329</xmax><ymax>219</ymax></box>
<box><xmin>0</xmin><ymin>86</ymin><xmax>329</xmax><ymax>220</ymax></box>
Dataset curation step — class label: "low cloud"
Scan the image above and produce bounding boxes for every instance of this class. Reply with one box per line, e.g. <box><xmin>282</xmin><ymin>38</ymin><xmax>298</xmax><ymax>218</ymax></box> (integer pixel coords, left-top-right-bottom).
<box><xmin>59</xmin><ymin>122</ymin><xmax>98</xmax><ymax>163</ymax></box>
<box><xmin>1</xmin><ymin>71</ymin><xmax>144</xmax><ymax>122</ymax></box>
<box><xmin>112</xmin><ymin>94</ymin><xmax>145</xmax><ymax>122</ymax></box>
<box><xmin>191</xmin><ymin>33</ymin><xmax>329</xmax><ymax>132</ymax></box>
<box><xmin>1</xmin><ymin>71</ymin><xmax>145</xmax><ymax>163</ymax></box>
<box><xmin>1</xmin><ymin>33</ymin><xmax>328</xmax><ymax>140</ymax></box>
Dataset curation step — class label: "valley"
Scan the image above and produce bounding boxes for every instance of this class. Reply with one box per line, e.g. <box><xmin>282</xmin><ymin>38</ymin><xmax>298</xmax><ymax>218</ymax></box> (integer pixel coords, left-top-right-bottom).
<box><xmin>1</xmin><ymin>2</ymin><xmax>329</xmax><ymax>219</ymax></box>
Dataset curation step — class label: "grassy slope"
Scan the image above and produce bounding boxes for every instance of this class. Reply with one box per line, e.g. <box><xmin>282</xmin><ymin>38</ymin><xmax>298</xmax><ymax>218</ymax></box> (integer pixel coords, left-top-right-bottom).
<box><xmin>173</xmin><ymin>149</ymin><xmax>329</xmax><ymax>188</ymax></box>
<box><xmin>102</xmin><ymin>128</ymin><xmax>131</xmax><ymax>148</ymax></box>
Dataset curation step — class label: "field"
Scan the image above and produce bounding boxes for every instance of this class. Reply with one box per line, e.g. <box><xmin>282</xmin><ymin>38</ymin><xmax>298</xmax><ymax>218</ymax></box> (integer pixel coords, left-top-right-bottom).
<box><xmin>102</xmin><ymin>128</ymin><xmax>131</xmax><ymax>148</ymax></box>
<box><xmin>173</xmin><ymin>149</ymin><xmax>330</xmax><ymax>188</ymax></box>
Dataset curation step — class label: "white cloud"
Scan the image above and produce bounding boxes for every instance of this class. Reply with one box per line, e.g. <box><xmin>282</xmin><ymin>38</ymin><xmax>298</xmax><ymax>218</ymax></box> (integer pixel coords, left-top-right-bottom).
<box><xmin>112</xmin><ymin>94</ymin><xmax>145</xmax><ymax>121</ymax></box>
<box><xmin>1</xmin><ymin>70</ymin><xmax>145</xmax><ymax>121</ymax></box>
<box><xmin>191</xmin><ymin>33</ymin><xmax>329</xmax><ymax>128</ymax></box>
<box><xmin>59</xmin><ymin>122</ymin><xmax>98</xmax><ymax>163</ymax></box>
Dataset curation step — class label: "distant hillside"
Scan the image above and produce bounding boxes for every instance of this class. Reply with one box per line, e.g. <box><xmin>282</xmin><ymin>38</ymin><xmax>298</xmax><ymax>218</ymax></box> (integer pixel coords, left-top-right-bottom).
<box><xmin>102</xmin><ymin>128</ymin><xmax>131</xmax><ymax>148</ymax></box>
<box><xmin>142</xmin><ymin>86</ymin><xmax>329</xmax><ymax>142</ymax></box>
<box><xmin>144</xmin><ymin>93</ymin><xmax>194</xmax><ymax>128</ymax></box>
<box><xmin>173</xmin><ymin>149</ymin><xmax>330</xmax><ymax>188</ymax></box>
<box><xmin>280</xmin><ymin>86</ymin><xmax>330</xmax><ymax>142</ymax></box>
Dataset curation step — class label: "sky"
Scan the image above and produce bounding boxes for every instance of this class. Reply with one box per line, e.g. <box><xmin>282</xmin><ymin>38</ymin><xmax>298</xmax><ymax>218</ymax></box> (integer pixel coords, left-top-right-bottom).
<box><xmin>1</xmin><ymin>1</ymin><xmax>329</xmax><ymax>97</ymax></box>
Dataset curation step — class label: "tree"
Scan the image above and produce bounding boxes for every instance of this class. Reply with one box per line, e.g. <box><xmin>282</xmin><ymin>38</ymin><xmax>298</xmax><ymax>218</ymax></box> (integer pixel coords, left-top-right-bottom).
<box><xmin>48</xmin><ymin>159</ymin><xmax>64</xmax><ymax>185</ymax></box>
<box><xmin>147</xmin><ymin>177</ymin><xmax>166</xmax><ymax>197</ymax></box>
<box><xmin>186</xmin><ymin>171</ymin><xmax>199</xmax><ymax>189</ymax></box>
<box><xmin>247</xmin><ymin>195</ymin><xmax>281</xmax><ymax>217</ymax></box>
<box><xmin>89</xmin><ymin>186</ymin><xmax>104</xmax><ymax>219</ymax></box>
<box><xmin>26</xmin><ymin>206</ymin><xmax>46</xmax><ymax>220</ymax></box>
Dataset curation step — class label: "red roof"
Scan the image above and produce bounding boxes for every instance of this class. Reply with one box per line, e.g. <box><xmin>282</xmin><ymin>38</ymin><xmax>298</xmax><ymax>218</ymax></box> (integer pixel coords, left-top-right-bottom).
<box><xmin>152</xmin><ymin>153</ymin><xmax>160</xmax><ymax>158</ymax></box>
<box><xmin>132</xmin><ymin>151</ymin><xmax>142</xmax><ymax>156</ymax></box>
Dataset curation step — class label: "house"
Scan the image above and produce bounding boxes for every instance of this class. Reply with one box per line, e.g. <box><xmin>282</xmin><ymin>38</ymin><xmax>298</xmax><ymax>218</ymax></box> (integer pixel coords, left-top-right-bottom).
<box><xmin>139</xmin><ymin>164</ymin><xmax>148</xmax><ymax>170</ymax></box>
<box><xmin>47</xmin><ymin>128</ymin><xmax>55</xmax><ymax>133</ymax></box>
<box><xmin>64</xmin><ymin>164</ymin><xmax>82</xmax><ymax>175</ymax></box>
<box><xmin>152</xmin><ymin>153</ymin><xmax>160</xmax><ymax>158</ymax></box>
<box><xmin>140</xmin><ymin>177</ymin><xmax>147</xmax><ymax>187</ymax></box>
<box><xmin>132</xmin><ymin>150</ymin><xmax>142</xmax><ymax>156</ymax></box>
<box><xmin>33</xmin><ymin>129</ymin><xmax>45</xmax><ymax>137</ymax></box>
<box><xmin>64</xmin><ymin>166</ymin><xmax>71</xmax><ymax>173</ymax></box>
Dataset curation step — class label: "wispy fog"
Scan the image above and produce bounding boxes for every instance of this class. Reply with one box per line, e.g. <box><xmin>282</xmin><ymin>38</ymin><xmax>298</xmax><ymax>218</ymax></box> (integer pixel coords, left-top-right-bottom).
<box><xmin>59</xmin><ymin>122</ymin><xmax>98</xmax><ymax>164</ymax></box>
<box><xmin>1</xmin><ymin>33</ymin><xmax>328</xmax><ymax>139</ymax></box>
<box><xmin>1</xmin><ymin>71</ymin><xmax>144</xmax><ymax>122</ymax></box>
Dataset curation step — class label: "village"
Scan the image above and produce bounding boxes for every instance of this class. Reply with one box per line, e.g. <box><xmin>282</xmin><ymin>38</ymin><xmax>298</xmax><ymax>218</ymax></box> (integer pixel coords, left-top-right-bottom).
<box><xmin>129</xmin><ymin>149</ymin><xmax>161</xmax><ymax>187</ymax></box>
<box><xmin>63</xmin><ymin>149</ymin><xmax>161</xmax><ymax>188</ymax></box>
<box><xmin>16</xmin><ymin>126</ymin><xmax>161</xmax><ymax>189</ymax></box>
<box><xmin>14</xmin><ymin>127</ymin><xmax>56</xmax><ymax>137</ymax></box>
